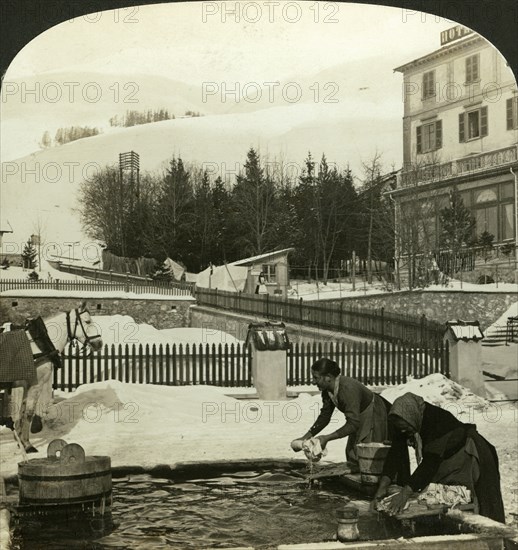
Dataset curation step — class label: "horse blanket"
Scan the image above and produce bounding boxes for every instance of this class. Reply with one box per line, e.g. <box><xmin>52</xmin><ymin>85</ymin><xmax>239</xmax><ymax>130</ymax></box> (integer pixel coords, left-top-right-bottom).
<box><xmin>0</xmin><ymin>330</ymin><xmax>37</xmax><ymax>384</ymax></box>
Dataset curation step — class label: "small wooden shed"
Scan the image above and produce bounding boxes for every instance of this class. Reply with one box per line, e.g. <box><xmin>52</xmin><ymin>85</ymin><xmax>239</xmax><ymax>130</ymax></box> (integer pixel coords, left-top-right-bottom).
<box><xmin>230</xmin><ymin>248</ymin><xmax>294</xmax><ymax>297</ymax></box>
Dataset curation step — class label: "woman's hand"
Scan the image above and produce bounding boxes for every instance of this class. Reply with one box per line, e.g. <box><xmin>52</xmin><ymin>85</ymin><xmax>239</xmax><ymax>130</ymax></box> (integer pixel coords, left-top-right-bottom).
<box><xmin>290</xmin><ymin>439</ymin><xmax>304</xmax><ymax>452</ymax></box>
<box><xmin>370</xmin><ymin>475</ymin><xmax>391</xmax><ymax>511</ymax></box>
<box><xmin>369</xmin><ymin>498</ymin><xmax>380</xmax><ymax>512</ymax></box>
<box><xmin>387</xmin><ymin>485</ymin><xmax>413</xmax><ymax>515</ymax></box>
<box><xmin>316</xmin><ymin>435</ymin><xmax>329</xmax><ymax>450</ymax></box>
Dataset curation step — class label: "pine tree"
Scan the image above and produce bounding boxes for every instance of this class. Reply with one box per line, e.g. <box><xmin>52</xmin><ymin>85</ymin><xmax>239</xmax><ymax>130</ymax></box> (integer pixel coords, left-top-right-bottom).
<box><xmin>232</xmin><ymin>148</ymin><xmax>277</xmax><ymax>255</ymax></box>
<box><xmin>477</xmin><ymin>230</ymin><xmax>495</xmax><ymax>263</ymax></box>
<box><xmin>40</xmin><ymin>130</ymin><xmax>52</xmax><ymax>149</ymax></box>
<box><xmin>439</xmin><ymin>187</ymin><xmax>476</xmax><ymax>251</ymax></box>
<box><xmin>22</xmin><ymin>239</ymin><xmax>38</xmax><ymax>269</ymax></box>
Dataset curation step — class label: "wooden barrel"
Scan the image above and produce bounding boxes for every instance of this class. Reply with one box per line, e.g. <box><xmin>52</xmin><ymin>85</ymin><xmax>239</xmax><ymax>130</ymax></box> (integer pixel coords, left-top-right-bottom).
<box><xmin>18</xmin><ymin>441</ymin><xmax>111</xmax><ymax>506</ymax></box>
<box><xmin>356</xmin><ymin>443</ymin><xmax>391</xmax><ymax>485</ymax></box>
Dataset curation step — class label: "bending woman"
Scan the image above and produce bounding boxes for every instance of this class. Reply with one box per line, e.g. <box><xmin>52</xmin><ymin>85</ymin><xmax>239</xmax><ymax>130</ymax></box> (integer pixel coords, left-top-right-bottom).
<box><xmin>373</xmin><ymin>392</ymin><xmax>505</xmax><ymax>523</ymax></box>
<box><xmin>291</xmin><ymin>358</ymin><xmax>409</xmax><ymax>481</ymax></box>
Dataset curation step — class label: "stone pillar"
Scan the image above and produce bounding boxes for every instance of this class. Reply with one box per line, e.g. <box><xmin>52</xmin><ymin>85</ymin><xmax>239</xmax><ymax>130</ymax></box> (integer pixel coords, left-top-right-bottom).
<box><xmin>444</xmin><ymin>321</ymin><xmax>486</xmax><ymax>398</ymax></box>
<box><xmin>251</xmin><ymin>349</ymin><xmax>287</xmax><ymax>400</ymax></box>
<box><xmin>246</xmin><ymin>322</ymin><xmax>290</xmax><ymax>400</ymax></box>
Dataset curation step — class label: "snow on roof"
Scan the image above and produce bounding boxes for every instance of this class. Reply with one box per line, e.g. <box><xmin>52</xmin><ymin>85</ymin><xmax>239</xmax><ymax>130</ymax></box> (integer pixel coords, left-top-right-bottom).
<box><xmin>445</xmin><ymin>320</ymin><xmax>484</xmax><ymax>341</ymax></box>
<box><xmin>0</xmin><ymin>219</ymin><xmax>13</xmax><ymax>233</ymax></box>
<box><xmin>230</xmin><ymin>248</ymin><xmax>295</xmax><ymax>266</ymax></box>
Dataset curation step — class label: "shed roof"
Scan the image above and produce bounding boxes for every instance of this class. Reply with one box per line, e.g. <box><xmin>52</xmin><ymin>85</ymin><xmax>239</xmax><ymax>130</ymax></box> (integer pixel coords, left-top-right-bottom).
<box><xmin>230</xmin><ymin>248</ymin><xmax>295</xmax><ymax>267</ymax></box>
<box><xmin>0</xmin><ymin>219</ymin><xmax>13</xmax><ymax>234</ymax></box>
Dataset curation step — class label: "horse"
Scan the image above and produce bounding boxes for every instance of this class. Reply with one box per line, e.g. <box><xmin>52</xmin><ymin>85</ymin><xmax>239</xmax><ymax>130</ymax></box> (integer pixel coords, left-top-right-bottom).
<box><xmin>2</xmin><ymin>301</ymin><xmax>102</xmax><ymax>452</ymax></box>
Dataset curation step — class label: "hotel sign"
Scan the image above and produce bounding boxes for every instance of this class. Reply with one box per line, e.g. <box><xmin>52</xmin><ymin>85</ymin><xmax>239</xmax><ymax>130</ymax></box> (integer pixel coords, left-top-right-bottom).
<box><xmin>440</xmin><ymin>25</ymin><xmax>473</xmax><ymax>46</ymax></box>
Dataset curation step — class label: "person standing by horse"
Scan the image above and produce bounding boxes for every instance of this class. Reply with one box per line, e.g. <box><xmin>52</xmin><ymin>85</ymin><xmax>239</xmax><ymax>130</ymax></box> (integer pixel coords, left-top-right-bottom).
<box><xmin>291</xmin><ymin>358</ymin><xmax>409</xmax><ymax>481</ymax></box>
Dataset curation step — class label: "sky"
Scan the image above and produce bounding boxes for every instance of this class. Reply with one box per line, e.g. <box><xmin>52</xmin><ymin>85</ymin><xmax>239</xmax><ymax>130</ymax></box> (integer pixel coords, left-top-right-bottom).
<box><xmin>0</xmin><ymin>2</ymin><xmax>486</xmax><ymax>247</ymax></box>
<box><xmin>6</xmin><ymin>2</ymin><xmax>455</xmax><ymax>84</ymax></box>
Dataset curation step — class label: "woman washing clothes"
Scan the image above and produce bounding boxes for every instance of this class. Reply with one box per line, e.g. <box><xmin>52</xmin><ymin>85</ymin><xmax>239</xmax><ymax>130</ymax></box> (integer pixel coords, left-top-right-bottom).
<box><xmin>372</xmin><ymin>392</ymin><xmax>505</xmax><ymax>523</ymax></box>
<box><xmin>291</xmin><ymin>358</ymin><xmax>409</xmax><ymax>482</ymax></box>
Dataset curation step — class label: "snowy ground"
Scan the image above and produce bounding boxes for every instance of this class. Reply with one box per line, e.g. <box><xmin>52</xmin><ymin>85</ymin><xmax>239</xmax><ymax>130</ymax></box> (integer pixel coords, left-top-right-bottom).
<box><xmin>3</xmin><ymin>262</ymin><xmax>516</xmax><ymax>299</ymax></box>
<box><xmin>0</xmin><ymin>260</ymin><xmax>90</xmax><ymax>282</ymax></box>
<box><xmin>1</xmin><ymin>279</ymin><xmax>516</xmax><ymax>528</ymax></box>
<box><xmin>288</xmin><ymin>278</ymin><xmax>518</xmax><ymax>301</ymax></box>
<box><xmin>0</xmin><ymin>374</ymin><xmax>516</xmax><ymax>526</ymax></box>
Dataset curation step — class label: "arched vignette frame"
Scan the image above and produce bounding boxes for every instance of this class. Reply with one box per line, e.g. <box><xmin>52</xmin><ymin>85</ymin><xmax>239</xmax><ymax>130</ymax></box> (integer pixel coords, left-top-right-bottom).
<box><xmin>0</xmin><ymin>0</ymin><xmax>517</xmax><ymax>84</ymax></box>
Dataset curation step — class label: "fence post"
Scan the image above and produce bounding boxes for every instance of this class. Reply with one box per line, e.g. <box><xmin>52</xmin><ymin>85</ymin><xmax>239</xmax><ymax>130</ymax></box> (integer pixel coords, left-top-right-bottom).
<box><xmin>381</xmin><ymin>307</ymin><xmax>385</xmax><ymax>340</ymax></box>
<box><xmin>125</xmin><ymin>272</ymin><xmax>130</xmax><ymax>293</ymax></box>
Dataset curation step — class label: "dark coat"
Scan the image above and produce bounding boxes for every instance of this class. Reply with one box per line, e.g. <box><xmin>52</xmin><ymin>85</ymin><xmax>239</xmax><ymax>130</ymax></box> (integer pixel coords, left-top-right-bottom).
<box><xmin>382</xmin><ymin>402</ymin><xmax>505</xmax><ymax>523</ymax></box>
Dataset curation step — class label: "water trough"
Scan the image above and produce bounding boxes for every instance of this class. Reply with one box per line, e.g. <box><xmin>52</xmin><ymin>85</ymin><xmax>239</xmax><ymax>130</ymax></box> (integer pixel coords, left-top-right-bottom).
<box><xmin>2</xmin><ymin>454</ymin><xmax>518</xmax><ymax>549</ymax></box>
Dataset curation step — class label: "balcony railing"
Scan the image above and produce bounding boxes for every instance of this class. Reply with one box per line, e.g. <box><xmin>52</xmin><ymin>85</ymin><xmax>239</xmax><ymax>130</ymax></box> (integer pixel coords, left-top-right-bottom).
<box><xmin>400</xmin><ymin>145</ymin><xmax>518</xmax><ymax>188</ymax></box>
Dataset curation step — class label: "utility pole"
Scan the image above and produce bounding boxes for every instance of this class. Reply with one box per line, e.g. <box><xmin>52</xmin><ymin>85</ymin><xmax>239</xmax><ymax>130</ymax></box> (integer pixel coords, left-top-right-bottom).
<box><xmin>511</xmin><ymin>167</ymin><xmax>518</xmax><ymax>284</ymax></box>
<box><xmin>119</xmin><ymin>151</ymin><xmax>141</xmax><ymax>260</ymax></box>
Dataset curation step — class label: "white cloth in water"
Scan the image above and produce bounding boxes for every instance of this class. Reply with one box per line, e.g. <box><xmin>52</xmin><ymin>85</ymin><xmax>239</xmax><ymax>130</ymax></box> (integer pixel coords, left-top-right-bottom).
<box><xmin>418</xmin><ymin>483</ymin><xmax>471</xmax><ymax>508</ymax></box>
<box><xmin>302</xmin><ymin>437</ymin><xmax>328</xmax><ymax>462</ymax></box>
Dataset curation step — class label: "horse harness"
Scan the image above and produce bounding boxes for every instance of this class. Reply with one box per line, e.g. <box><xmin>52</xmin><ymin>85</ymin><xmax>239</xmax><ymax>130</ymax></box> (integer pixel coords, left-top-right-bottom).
<box><xmin>26</xmin><ymin>317</ymin><xmax>63</xmax><ymax>369</ymax></box>
<box><xmin>0</xmin><ymin>308</ymin><xmax>99</xmax><ymax>370</ymax></box>
<box><xmin>66</xmin><ymin>307</ymin><xmax>101</xmax><ymax>350</ymax></box>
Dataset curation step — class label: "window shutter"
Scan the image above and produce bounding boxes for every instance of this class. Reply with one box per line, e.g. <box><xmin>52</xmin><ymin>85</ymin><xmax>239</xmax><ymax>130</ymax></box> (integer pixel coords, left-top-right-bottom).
<box><xmin>416</xmin><ymin>126</ymin><xmax>422</xmax><ymax>154</ymax></box>
<box><xmin>507</xmin><ymin>98</ymin><xmax>514</xmax><ymax>130</ymax></box>
<box><xmin>459</xmin><ymin>113</ymin><xmax>465</xmax><ymax>142</ymax></box>
<box><xmin>435</xmin><ymin>120</ymin><xmax>442</xmax><ymax>149</ymax></box>
<box><xmin>480</xmin><ymin>106</ymin><xmax>488</xmax><ymax>137</ymax></box>
<box><xmin>466</xmin><ymin>57</ymin><xmax>472</xmax><ymax>82</ymax></box>
<box><xmin>473</xmin><ymin>55</ymin><xmax>479</xmax><ymax>81</ymax></box>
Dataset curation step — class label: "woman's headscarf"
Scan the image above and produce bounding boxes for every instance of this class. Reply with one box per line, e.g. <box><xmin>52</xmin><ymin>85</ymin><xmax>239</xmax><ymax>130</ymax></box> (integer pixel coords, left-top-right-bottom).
<box><xmin>388</xmin><ymin>393</ymin><xmax>426</xmax><ymax>463</ymax></box>
<box><xmin>388</xmin><ymin>392</ymin><xmax>425</xmax><ymax>432</ymax></box>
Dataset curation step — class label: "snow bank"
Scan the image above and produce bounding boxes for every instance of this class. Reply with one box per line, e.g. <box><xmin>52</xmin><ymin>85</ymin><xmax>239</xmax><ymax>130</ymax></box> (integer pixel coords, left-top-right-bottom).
<box><xmin>381</xmin><ymin>373</ymin><xmax>489</xmax><ymax>410</ymax></box>
<box><xmin>91</xmin><ymin>314</ymin><xmax>243</xmax><ymax>346</ymax></box>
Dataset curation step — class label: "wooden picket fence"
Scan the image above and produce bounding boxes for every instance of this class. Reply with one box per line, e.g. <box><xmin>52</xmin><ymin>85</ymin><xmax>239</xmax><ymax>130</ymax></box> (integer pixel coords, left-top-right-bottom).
<box><xmin>55</xmin><ymin>340</ymin><xmax>449</xmax><ymax>391</ymax></box>
<box><xmin>0</xmin><ymin>278</ymin><xmax>193</xmax><ymax>297</ymax></box>
<box><xmin>196</xmin><ymin>287</ymin><xmax>446</xmax><ymax>347</ymax></box>
<box><xmin>287</xmin><ymin>340</ymin><xmax>449</xmax><ymax>387</ymax></box>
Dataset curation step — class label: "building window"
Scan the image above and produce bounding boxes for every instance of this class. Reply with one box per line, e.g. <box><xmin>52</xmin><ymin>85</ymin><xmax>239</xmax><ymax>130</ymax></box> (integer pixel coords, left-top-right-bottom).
<box><xmin>416</xmin><ymin>120</ymin><xmax>442</xmax><ymax>153</ymax></box>
<box><xmin>500</xmin><ymin>182</ymin><xmax>514</xmax><ymax>200</ymax></box>
<box><xmin>262</xmin><ymin>264</ymin><xmax>276</xmax><ymax>283</ymax></box>
<box><xmin>506</xmin><ymin>97</ymin><xmax>518</xmax><ymax>130</ymax></box>
<box><xmin>422</xmin><ymin>70</ymin><xmax>435</xmax><ymax>99</ymax></box>
<box><xmin>501</xmin><ymin>203</ymin><xmax>515</xmax><ymax>241</ymax></box>
<box><xmin>459</xmin><ymin>106</ymin><xmax>488</xmax><ymax>142</ymax></box>
<box><xmin>475</xmin><ymin>206</ymin><xmax>498</xmax><ymax>237</ymax></box>
<box><xmin>475</xmin><ymin>187</ymin><xmax>497</xmax><ymax>203</ymax></box>
<box><xmin>465</xmin><ymin>54</ymin><xmax>479</xmax><ymax>83</ymax></box>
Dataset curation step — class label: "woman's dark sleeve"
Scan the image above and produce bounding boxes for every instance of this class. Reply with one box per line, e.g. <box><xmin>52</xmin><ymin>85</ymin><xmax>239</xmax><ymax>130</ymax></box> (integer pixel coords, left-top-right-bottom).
<box><xmin>407</xmin><ymin>426</ymin><xmax>469</xmax><ymax>492</ymax></box>
<box><xmin>308</xmin><ymin>392</ymin><xmax>335</xmax><ymax>435</ymax></box>
<box><xmin>406</xmin><ymin>453</ymin><xmax>442</xmax><ymax>492</ymax></box>
<box><xmin>382</xmin><ymin>434</ymin><xmax>408</xmax><ymax>482</ymax></box>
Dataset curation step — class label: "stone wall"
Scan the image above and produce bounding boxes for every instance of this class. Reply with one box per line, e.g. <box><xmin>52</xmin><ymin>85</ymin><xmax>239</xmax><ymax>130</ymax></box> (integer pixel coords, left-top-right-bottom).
<box><xmin>1</xmin><ymin>296</ymin><xmax>195</xmax><ymax>329</ymax></box>
<box><xmin>2</xmin><ymin>290</ymin><xmax>515</xmax><ymax>336</ymax></box>
<box><xmin>190</xmin><ymin>306</ymin><xmax>369</xmax><ymax>344</ymax></box>
<box><xmin>321</xmin><ymin>290</ymin><xmax>517</xmax><ymax>330</ymax></box>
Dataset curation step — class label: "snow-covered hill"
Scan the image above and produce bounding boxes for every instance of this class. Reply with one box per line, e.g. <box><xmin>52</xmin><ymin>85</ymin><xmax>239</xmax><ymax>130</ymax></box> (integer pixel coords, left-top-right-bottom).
<box><xmin>0</xmin><ymin>71</ymin><xmax>208</xmax><ymax>162</ymax></box>
<box><xmin>1</xmin><ymin>100</ymin><xmax>400</xmax><ymax>254</ymax></box>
